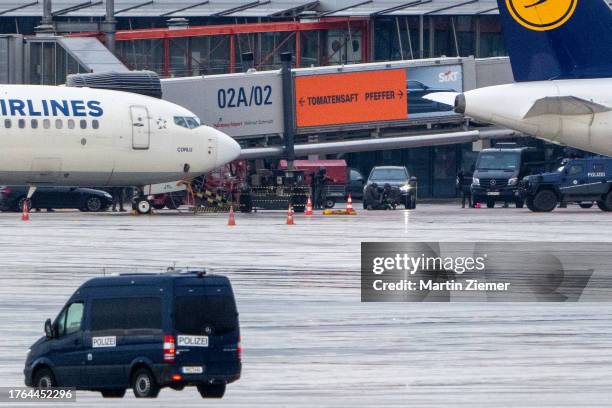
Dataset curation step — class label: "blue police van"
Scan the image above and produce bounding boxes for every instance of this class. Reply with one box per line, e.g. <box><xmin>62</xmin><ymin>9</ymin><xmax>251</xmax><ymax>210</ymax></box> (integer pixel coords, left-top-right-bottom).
<box><xmin>521</xmin><ymin>157</ymin><xmax>612</xmax><ymax>212</ymax></box>
<box><xmin>24</xmin><ymin>270</ymin><xmax>241</xmax><ymax>399</ymax></box>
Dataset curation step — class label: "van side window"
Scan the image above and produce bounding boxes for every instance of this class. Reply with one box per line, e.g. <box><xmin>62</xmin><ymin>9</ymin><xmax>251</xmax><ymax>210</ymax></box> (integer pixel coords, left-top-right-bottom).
<box><xmin>91</xmin><ymin>297</ymin><xmax>162</xmax><ymax>332</ymax></box>
<box><xmin>593</xmin><ymin>164</ymin><xmax>605</xmax><ymax>173</ymax></box>
<box><xmin>56</xmin><ymin>302</ymin><xmax>84</xmax><ymax>337</ymax></box>
<box><xmin>568</xmin><ymin>165</ymin><xmax>583</xmax><ymax>175</ymax></box>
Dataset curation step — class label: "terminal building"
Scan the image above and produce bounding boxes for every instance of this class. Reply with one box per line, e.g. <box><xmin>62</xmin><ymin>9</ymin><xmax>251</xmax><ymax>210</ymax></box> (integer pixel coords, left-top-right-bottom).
<box><xmin>0</xmin><ymin>1</ymin><xmax>566</xmax><ymax>198</ymax></box>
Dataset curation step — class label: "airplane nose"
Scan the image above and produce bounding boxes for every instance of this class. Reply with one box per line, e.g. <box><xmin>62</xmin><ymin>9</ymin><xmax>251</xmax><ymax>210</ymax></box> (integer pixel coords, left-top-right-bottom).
<box><xmin>215</xmin><ymin>130</ymin><xmax>241</xmax><ymax>167</ymax></box>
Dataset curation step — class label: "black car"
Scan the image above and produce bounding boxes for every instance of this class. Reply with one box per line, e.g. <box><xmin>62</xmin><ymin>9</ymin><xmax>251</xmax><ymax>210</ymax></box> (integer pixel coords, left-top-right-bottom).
<box><xmin>0</xmin><ymin>186</ymin><xmax>112</xmax><ymax>212</ymax></box>
<box><xmin>347</xmin><ymin>168</ymin><xmax>365</xmax><ymax>200</ymax></box>
<box><xmin>406</xmin><ymin>81</ymin><xmax>456</xmax><ymax>114</ymax></box>
<box><xmin>363</xmin><ymin>166</ymin><xmax>417</xmax><ymax>209</ymax></box>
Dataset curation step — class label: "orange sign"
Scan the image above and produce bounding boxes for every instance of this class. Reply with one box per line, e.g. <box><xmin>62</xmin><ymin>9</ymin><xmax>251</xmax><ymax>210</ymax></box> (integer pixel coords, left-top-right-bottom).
<box><xmin>295</xmin><ymin>69</ymin><xmax>407</xmax><ymax>128</ymax></box>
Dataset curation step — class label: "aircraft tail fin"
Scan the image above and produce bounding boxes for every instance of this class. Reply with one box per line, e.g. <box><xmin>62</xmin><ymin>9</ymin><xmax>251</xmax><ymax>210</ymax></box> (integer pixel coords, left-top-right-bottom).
<box><xmin>496</xmin><ymin>0</ymin><xmax>612</xmax><ymax>81</ymax></box>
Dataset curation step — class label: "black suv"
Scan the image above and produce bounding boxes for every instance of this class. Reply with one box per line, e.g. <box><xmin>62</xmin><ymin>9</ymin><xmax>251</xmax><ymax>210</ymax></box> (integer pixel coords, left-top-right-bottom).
<box><xmin>363</xmin><ymin>166</ymin><xmax>417</xmax><ymax>209</ymax></box>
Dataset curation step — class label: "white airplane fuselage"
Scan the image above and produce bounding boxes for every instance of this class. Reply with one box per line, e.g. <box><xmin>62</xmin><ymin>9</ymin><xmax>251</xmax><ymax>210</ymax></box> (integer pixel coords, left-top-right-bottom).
<box><xmin>460</xmin><ymin>79</ymin><xmax>612</xmax><ymax>156</ymax></box>
<box><xmin>0</xmin><ymin>85</ymin><xmax>241</xmax><ymax>187</ymax></box>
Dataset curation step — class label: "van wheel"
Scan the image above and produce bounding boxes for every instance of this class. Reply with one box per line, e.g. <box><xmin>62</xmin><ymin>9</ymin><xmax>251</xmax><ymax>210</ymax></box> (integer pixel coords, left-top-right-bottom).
<box><xmin>197</xmin><ymin>382</ymin><xmax>226</xmax><ymax>399</ymax></box>
<box><xmin>532</xmin><ymin>189</ymin><xmax>557</xmax><ymax>212</ymax></box>
<box><xmin>33</xmin><ymin>368</ymin><xmax>56</xmax><ymax>389</ymax></box>
<box><xmin>131</xmin><ymin>368</ymin><xmax>160</xmax><ymax>398</ymax></box>
<box><xmin>602</xmin><ymin>191</ymin><xmax>612</xmax><ymax>211</ymax></box>
<box><xmin>101</xmin><ymin>389</ymin><xmax>126</xmax><ymax>398</ymax></box>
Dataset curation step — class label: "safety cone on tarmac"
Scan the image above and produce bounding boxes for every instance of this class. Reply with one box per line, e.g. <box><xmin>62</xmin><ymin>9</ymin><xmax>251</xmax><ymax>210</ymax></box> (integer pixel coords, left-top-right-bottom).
<box><xmin>286</xmin><ymin>204</ymin><xmax>295</xmax><ymax>225</ymax></box>
<box><xmin>305</xmin><ymin>196</ymin><xmax>313</xmax><ymax>216</ymax></box>
<box><xmin>21</xmin><ymin>199</ymin><xmax>30</xmax><ymax>221</ymax></box>
<box><xmin>347</xmin><ymin>194</ymin><xmax>355</xmax><ymax>213</ymax></box>
<box><xmin>228</xmin><ymin>205</ymin><xmax>236</xmax><ymax>226</ymax></box>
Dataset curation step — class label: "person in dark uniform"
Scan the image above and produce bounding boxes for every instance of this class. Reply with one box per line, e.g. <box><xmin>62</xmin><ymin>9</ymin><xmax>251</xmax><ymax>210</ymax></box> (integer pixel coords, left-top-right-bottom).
<box><xmin>457</xmin><ymin>166</ymin><xmax>474</xmax><ymax>208</ymax></box>
<box><xmin>111</xmin><ymin>187</ymin><xmax>126</xmax><ymax>212</ymax></box>
<box><xmin>312</xmin><ymin>167</ymin><xmax>332</xmax><ymax>209</ymax></box>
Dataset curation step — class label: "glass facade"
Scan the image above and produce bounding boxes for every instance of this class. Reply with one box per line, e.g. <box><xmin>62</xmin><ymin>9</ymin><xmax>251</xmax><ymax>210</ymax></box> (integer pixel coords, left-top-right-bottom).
<box><xmin>115</xmin><ymin>27</ymin><xmax>365</xmax><ymax>77</ymax></box>
<box><xmin>374</xmin><ymin>15</ymin><xmax>505</xmax><ymax>61</ymax></box>
<box><xmin>27</xmin><ymin>40</ymin><xmax>88</xmax><ymax>85</ymax></box>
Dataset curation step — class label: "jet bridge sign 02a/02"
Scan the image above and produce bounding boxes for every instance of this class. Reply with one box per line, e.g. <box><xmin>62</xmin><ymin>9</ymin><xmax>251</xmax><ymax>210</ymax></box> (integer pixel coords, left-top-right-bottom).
<box><xmin>161</xmin><ymin>72</ymin><xmax>284</xmax><ymax>138</ymax></box>
<box><xmin>295</xmin><ymin>69</ymin><xmax>408</xmax><ymax>128</ymax></box>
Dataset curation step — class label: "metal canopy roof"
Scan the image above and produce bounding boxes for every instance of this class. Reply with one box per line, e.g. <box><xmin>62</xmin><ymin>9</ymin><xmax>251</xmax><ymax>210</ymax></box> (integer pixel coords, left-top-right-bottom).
<box><xmin>1</xmin><ymin>0</ymin><xmax>611</xmax><ymax>18</ymax></box>
<box><xmin>0</xmin><ymin>0</ymin><xmax>322</xmax><ymax>17</ymax></box>
<box><xmin>327</xmin><ymin>0</ymin><xmax>500</xmax><ymax>16</ymax></box>
<box><xmin>59</xmin><ymin>37</ymin><xmax>129</xmax><ymax>72</ymax></box>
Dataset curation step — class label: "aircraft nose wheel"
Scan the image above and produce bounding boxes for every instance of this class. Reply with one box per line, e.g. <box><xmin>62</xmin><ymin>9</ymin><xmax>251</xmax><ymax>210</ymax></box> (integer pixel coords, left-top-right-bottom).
<box><xmin>133</xmin><ymin>197</ymin><xmax>152</xmax><ymax>215</ymax></box>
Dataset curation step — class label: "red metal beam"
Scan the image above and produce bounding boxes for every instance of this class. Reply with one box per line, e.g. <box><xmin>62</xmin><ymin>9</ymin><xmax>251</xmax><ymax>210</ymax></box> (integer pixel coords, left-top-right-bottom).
<box><xmin>163</xmin><ymin>38</ymin><xmax>170</xmax><ymax>77</ymax></box>
<box><xmin>229</xmin><ymin>34</ymin><xmax>236</xmax><ymax>73</ymax></box>
<box><xmin>110</xmin><ymin>18</ymin><xmax>368</xmax><ymax>41</ymax></box>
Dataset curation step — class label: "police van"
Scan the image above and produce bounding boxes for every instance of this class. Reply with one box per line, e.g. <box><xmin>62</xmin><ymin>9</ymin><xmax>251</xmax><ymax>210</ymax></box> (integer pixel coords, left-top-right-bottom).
<box><xmin>24</xmin><ymin>270</ymin><xmax>241</xmax><ymax>399</ymax></box>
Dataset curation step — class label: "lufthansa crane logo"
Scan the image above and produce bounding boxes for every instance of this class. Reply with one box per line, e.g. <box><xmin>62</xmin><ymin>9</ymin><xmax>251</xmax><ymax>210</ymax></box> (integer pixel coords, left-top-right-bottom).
<box><xmin>506</xmin><ymin>0</ymin><xmax>577</xmax><ymax>31</ymax></box>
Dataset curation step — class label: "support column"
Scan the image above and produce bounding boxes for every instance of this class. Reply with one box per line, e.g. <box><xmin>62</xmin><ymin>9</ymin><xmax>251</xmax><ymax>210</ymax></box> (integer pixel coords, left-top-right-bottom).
<box><xmin>280</xmin><ymin>52</ymin><xmax>295</xmax><ymax>168</ymax></box>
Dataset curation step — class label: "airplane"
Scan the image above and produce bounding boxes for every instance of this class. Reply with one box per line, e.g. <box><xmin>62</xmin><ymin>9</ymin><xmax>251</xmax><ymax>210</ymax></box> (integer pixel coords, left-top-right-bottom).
<box><xmin>426</xmin><ymin>0</ymin><xmax>612</xmax><ymax>157</ymax></box>
<box><xmin>0</xmin><ymin>84</ymin><xmax>242</xmax><ymax>214</ymax></box>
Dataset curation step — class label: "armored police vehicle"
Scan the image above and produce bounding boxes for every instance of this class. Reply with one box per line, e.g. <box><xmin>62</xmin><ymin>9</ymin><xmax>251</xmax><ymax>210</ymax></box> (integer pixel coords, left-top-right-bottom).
<box><xmin>24</xmin><ymin>270</ymin><xmax>241</xmax><ymax>399</ymax></box>
<box><xmin>471</xmin><ymin>145</ymin><xmax>546</xmax><ymax>208</ymax></box>
<box><xmin>521</xmin><ymin>157</ymin><xmax>612</xmax><ymax>212</ymax></box>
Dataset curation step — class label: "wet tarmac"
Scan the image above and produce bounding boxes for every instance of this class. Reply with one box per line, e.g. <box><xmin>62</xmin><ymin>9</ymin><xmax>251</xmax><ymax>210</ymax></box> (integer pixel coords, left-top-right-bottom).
<box><xmin>0</xmin><ymin>204</ymin><xmax>611</xmax><ymax>407</ymax></box>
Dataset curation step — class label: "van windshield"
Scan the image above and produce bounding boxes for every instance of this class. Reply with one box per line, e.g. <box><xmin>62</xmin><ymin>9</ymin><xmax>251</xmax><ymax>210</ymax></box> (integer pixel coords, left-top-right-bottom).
<box><xmin>476</xmin><ymin>152</ymin><xmax>520</xmax><ymax>171</ymax></box>
<box><xmin>175</xmin><ymin>295</ymin><xmax>238</xmax><ymax>336</ymax></box>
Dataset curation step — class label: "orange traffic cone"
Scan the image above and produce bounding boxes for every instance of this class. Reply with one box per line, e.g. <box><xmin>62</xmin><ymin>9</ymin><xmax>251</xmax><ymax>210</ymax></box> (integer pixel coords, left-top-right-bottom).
<box><xmin>21</xmin><ymin>199</ymin><xmax>30</xmax><ymax>221</ymax></box>
<box><xmin>347</xmin><ymin>194</ymin><xmax>354</xmax><ymax>212</ymax></box>
<box><xmin>305</xmin><ymin>196</ymin><xmax>313</xmax><ymax>216</ymax></box>
<box><xmin>286</xmin><ymin>204</ymin><xmax>295</xmax><ymax>225</ymax></box>
<box><xmin>228</xmin><ymin>205</ymin><xmax>236</xmax><ymax>226</ymax></box>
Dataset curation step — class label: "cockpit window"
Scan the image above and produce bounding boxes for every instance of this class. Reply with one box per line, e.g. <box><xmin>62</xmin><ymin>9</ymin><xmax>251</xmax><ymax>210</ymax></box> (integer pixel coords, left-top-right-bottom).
<box><xmin>174</xmin><ymin>116</ymin><xmax>188</xmax><ymax>128</ymax></box>
<box><xmin>185</xmin><ymin>117</ymin><xmax>200</xmax><ymax>129</ymax></box>
<box><xmin>174</xmin><ymin>116</ymin><xmax>201</xmax><ymax>129</ymax></box>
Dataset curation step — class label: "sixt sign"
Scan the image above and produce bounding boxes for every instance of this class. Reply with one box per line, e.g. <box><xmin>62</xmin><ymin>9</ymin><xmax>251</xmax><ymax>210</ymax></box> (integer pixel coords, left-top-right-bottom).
<box><xmin>0</xmin><ymin>99</ymin><xmax>104</xmax><ymax>117</ymax></box>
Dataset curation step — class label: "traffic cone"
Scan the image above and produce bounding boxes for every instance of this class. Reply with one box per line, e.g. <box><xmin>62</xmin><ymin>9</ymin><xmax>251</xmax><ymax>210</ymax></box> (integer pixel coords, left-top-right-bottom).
<box><xmin>228</xmin><ymin>205</ymin><xmax>236</xmax><ymax>226</ymax></box>
<box><xmin>286</xmin><ymin>204</ymin><xmax>295</xmax><ymax>225</ymax></box>
<box><xmin>21</xmin><ymin>199</ymin><xmax>30</xmax><ymax>221</ymax></box>
<box><xmin>305</xmin><ymin>196</ymin><xmax>313</xmax><ymax>216</ymax></box>
<box><xmin>347</xmin><ymin>194</ymin><xmax>354</xmax><ymax>212</ymax></box>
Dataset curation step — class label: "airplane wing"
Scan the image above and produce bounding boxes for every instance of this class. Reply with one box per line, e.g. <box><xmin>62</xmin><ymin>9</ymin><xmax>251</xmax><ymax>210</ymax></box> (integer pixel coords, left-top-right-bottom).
<box><xmin>523</xmin><ymin>96</ymin><xmax>612</xmax><ymax>119</ymax></box>
<box><xmin>239</xmin><ymin>129</ymin><xmax>518</xmax><ymax>160</ymax></box>
<box><xmin>423</xmin><ymin>92</ymin><xmax>459</xmax><ymax>106</ymax></box>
